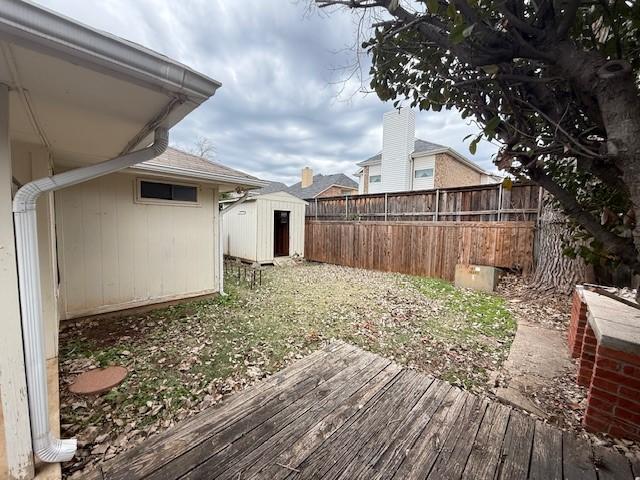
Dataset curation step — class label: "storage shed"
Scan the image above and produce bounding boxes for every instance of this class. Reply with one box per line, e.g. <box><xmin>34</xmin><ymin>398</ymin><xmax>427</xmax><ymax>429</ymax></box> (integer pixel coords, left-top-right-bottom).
<box><xmin>223</xmin><ymin>191</ymin><xmax>307</xmax><ymax>264</ymax></box>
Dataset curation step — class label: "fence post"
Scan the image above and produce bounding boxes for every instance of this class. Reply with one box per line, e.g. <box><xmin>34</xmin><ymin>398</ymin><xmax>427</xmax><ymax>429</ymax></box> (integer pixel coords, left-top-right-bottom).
<box><xmin>345</xmin><ymin>194</ymin><xmax>348</xmax><ymax>220</ymax></box>
<box><xmin>384</xmin><ymin>193</ymin><xmax>388</xmax><ymax>222</ymax></box>
<box><xmin>315</xmin><ymin>198</ymin><xmax>318</xmax><ymax>221</ymax></box>
<box><xmin>434</xmin><ymin>189</ymin><xmax>439</xmax><ymax>222</ymax></box>
<box><xmin>497</xmin><ymin>183</ymin><xmax>503</xmax><ymax>221</ymax></box>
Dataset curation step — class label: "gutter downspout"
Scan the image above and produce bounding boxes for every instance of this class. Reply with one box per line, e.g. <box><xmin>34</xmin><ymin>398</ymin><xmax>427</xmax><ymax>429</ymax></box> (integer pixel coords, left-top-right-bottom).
<box><xmin>12</xmin><ymin>128</ymin><xmax>168</xmax><ymax>463</ymax></box>
<box><xmin>218</xmin><ymin>191</ymin><xmax>250</xmax><ymax>295</ymax></box>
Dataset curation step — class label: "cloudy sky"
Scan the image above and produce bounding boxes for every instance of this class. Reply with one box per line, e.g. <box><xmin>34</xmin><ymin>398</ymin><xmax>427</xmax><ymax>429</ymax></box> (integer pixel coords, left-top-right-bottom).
<box><xmin>37</xmin><ymin>0</ymin><xmax>498</xmax><ymax>185</ymax></box>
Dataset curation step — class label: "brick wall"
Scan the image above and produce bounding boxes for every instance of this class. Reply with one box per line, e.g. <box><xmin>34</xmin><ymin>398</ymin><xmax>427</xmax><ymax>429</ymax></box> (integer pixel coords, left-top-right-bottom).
<box><xmin>434</xmin><ymin>153</ymin><xmax>482</xmax><ymax>188</ymax></box>
<box><xmin>568</xmin><ymin>289</ymin><xmax>587</xmax><ymax>358</ymax></box>
<box><xmin>568</xmin><ymin>287</ymin><xmax>640</xmax><ymax>441</ymax></box>
<box><xmin>584</xmin><ymin>345</ymin><xmax>640</xmax><ymax>439</ymax></box>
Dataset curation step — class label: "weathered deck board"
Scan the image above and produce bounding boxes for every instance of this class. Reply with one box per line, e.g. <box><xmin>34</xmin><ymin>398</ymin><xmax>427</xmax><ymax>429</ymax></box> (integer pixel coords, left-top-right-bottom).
<box><xmin>85</xmin><ymin>342</ymin><xmax>636</xmax><ymax>480</ymax></box>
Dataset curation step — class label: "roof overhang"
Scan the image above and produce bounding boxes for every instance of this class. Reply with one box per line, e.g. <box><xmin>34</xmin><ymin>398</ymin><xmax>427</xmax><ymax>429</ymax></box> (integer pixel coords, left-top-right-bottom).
<box><xmin>128</xmin><ymin>162</ymin><xmax>268</xmax><ymax>192</ymax></box>
<box><xmin>0</xmin><ymin>0</ymin><xmax>221</xmax><ymax>166</ymax></box>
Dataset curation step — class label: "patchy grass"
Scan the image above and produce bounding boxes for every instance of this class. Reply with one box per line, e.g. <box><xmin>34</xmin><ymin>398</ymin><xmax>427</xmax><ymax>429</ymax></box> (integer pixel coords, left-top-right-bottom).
<box><xmin>59</xmin><ymin>262</ymin><xmax>515</xmax><ymax>477</ymax></box>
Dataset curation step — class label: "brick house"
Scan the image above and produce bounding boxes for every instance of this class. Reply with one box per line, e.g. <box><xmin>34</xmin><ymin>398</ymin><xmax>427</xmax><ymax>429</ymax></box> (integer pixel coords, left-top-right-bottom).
<box><xmin>355</xmin><ymin>109</ymin><xmax>501</xmax><ymax>194</ymax></box>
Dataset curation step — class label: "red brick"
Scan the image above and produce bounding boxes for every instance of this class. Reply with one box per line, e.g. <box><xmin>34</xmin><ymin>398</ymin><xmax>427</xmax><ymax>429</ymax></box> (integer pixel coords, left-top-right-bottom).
<box><xmin>614</xmin><ymin>406</ymin><xmax>640</xmax><ymax>424</ymax></box>
<box><xmin>594</xmin><ymin>368</ymin><xmax>640</xmax><ymax>390</ymax></box>
<box><xmin>608</xmin><ymin>424</ymin><xmax>640</xmax><ymax>440</ymax></box>
<box><xmin>617</xmin><ymin>395</ymin><xmax>640</xmax><ymax>412</ymax></box>
<box><xmin>597</xmin><ymin>346</ymin><xmax>640</xmax><ymax>366</ymax></box>
<box><xmin>588</xmin><ymin>395</ymin><xmax>615</xmax><ymax>413</ymax></box>
<box><xmin>583</xmin><ymin>413</ymin><xmax>611</xmax><ymax>433</ymax></box>
<box><xmin>595</xmin><ymin>357</ymin><xmax>623</xmax><ymax>372</ymax></box>
<box><xmin>591</xmin><ymin>376</ymin><xmax>620</xmax><ymax>393</ymax></box>
<box><xmin>620</xmin><ymin>385</ymin><xmax>640</xmax><ymax>399</ymax></box>
<box><xmin>588</xmin><ymin>387</ymin><xmax>618</xmax><ymax>403</ymax></box>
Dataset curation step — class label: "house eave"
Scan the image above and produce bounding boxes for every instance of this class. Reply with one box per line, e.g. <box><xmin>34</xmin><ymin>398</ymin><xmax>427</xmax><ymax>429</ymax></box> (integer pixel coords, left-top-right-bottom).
<box><xmin>0</xmin><ymin>0</ymin><xmax>221</xmax><ymax>103</ymax></box>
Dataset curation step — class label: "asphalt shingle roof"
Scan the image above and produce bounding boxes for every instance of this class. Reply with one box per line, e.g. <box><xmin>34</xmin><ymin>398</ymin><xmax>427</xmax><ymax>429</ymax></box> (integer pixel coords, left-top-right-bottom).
<box><xmin>286</xmin><ymin>173</ymin><xmax>358</xmax><ymax>199</ymax></box>
<box><xmin>142</xmin><ymin>147</ymin><xmax>261</xmax><ymax>182</ymax></box>
<box><xmin>253</xmin><ymin>181</ymin><xmax>289</xmax><ymax>195</ymax></box>
<box><xmin>358</xmin><ymin>138</ymin><xmax>448</xmax><ymax>166</ymax></box>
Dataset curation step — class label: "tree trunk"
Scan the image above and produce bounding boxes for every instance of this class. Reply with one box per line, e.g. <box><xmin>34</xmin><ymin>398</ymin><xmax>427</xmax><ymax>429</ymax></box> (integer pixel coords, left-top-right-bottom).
<box><xmin>530</xmin><ymin>195</ymin><xmax>594</xmax><ymax>294</ymax></box>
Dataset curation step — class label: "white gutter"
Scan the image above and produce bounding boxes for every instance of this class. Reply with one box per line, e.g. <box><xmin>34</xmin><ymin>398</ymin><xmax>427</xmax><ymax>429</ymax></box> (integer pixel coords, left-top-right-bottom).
<box><xmin>218</xmin><ymin>192</ymin><xmax>250</xmax><ymax>295</ymax></box>
<box><xmin>0</xmin><ymin>0</ymin><xmax>221</xmax><ymax>102</ymax></box>
<box><xmin>12</xmin><ymin>128</ymin><xmax>168</xmax><ymax>463</ymax></box>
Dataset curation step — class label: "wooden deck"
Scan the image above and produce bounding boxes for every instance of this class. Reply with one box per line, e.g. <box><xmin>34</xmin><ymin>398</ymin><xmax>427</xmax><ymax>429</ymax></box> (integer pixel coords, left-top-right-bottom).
<box><xmin>85</xmin><ymin>342</ymin><xmax>639</xmax><ymax>480</ymax></box>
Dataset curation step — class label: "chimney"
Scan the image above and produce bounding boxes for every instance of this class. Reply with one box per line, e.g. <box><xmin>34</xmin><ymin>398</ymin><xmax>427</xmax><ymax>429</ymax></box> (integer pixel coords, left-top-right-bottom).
<box><xmin>301</xmin><ymin>167</ymin><xmax>313</xmax><ymax>188</ymax></box>
<box><xmin>381</xmin><ymin>108</ymin><xmax>415</xmax><ymax>192</ymax></box>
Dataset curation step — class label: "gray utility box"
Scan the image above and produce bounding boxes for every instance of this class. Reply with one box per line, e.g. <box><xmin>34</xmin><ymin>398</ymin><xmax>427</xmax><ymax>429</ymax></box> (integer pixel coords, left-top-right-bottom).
<box><xmin>454</xmin><ymin>264</ymin><xmax>501</xmax><ymax>293</ymax></box>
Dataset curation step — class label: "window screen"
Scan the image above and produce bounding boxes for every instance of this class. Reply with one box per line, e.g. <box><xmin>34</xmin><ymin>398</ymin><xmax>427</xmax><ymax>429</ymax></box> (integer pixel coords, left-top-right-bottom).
<box><xmin>414</xmin><ymin>168</ymin><xmax>434</xmax><ymax>178</ymax></box>
<box><xmin>140</xmin><ymin>181</ymin><xmax>198</xmax><ymax>203</ymax></box>
<box><xmin>369</xmin><ymin>175</ymin><xmax>381</xmax><ymax>183</ymax></box>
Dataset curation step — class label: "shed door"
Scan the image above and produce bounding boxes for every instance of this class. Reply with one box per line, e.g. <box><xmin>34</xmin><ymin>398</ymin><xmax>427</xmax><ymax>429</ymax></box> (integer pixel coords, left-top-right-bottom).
<box><xmin>274</xmin><ymin>210</ymin><xmax>290</xmax><ymax>257</ymax></box>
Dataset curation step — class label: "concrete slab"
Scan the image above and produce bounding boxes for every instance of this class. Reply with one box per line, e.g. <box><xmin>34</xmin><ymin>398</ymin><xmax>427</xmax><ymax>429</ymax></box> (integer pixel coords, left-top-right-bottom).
<box><xmin>581</xmin><ymin>289</ymin><xmax>640</xmax><ymax>355</ymax></box>
<box><xmin>496</xmin><ymin>321</ymin><xmax>573</xmax><ymax>417</ymax></box>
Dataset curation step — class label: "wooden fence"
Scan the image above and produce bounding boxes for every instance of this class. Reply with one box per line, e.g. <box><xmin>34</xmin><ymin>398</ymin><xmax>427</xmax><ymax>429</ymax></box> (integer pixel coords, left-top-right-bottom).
<box><xmin>304</xmin><ymin>220</ymin><xmax>535</xmax><ymax>280</ymax></box>
<box><xmin>307</xmin><ymin>182</ymin><xmax>542</xmax><ymax>223</ymax></box>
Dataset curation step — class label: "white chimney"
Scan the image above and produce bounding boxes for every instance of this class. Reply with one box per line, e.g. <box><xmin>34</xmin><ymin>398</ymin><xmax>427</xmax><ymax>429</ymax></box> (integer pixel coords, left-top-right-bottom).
<box><xmin>381</xmin><ymin>108</ymin><xmax>415</xmax><ymax>192</ymax></box>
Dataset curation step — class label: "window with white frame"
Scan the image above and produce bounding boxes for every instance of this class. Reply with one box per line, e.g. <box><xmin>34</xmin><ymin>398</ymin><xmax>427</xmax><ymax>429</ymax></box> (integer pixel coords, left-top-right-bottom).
<box><xmin>414</xmin><ymin>168</ymin><xmax>434</xmax><ymax>178</ymax></box>
<box><xmin>369</xmin><ymin>175</ymin><xmax>381</xmax><ymax>183</ymax></box>
<box><xmin>136</xmin><ymin>179</ymin><xmax>199</xmax><ymax>205</ymax></box>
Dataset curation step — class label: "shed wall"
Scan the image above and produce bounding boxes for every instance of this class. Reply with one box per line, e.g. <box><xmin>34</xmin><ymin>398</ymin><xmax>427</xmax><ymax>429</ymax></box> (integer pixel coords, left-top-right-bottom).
<box><xmin>223</xmin><ymin>201</ymin><xmax>258</xmax><ymax>261</ymax></box>
<box><xmin>256</xmin><ymin>196</ymin><xmax>306</xmax><ymax>263</ymax></box>
<box><xmin>55</xmin><ymin>172</ymin><xmax>219</xmax><ymax>319</ymax></box>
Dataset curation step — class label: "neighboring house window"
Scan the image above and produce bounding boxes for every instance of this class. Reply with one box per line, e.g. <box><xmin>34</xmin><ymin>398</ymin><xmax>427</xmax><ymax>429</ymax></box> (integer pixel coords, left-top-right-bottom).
<box><xmin>137</xmin><ymin>179</ymin><xmax>199</xmax><ymax>205</ymax></box>
<box><xmin>414</xmin><ymin>168</ymin><xmax>434</xmax><ymax>178</ymax></box>
<box><xmin>370</xmin><ymin>175</ymin><xmax>381</xmax><ymax>183</ymax></box>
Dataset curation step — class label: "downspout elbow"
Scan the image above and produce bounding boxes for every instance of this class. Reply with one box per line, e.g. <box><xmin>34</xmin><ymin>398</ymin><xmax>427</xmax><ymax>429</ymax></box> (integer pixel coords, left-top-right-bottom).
<box><xmin>34</xmin><ymin>434</ymin><xmax>77</xmax><ymax>463</ymax></box>
<box><xmin>13</xmin><ymin>178</ymin><xmax>55</xmax><ymax>213</ymax></box>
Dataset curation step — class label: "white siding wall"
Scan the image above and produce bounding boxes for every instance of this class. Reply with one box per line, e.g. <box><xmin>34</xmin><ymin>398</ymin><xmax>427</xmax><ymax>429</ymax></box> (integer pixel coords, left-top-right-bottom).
<box><xmin>412</xmin><ymin>155</ymin><xmax>436</xmax><ymax>190</ymax></box>
<box><xmin>256</xmin><ymin>193</ymin><xmax>306</xmax><ymax>263</ymax></box>
<box><xmin>381</xmin><ymin>109</ymin><xmax>415</xmax><ymax>193</ymax></box>
<box><xmin>223</xmin><ymin>201</ymin><xmax>257</xmax><ymax>261</ymax></box>
<box><xmin>56</xmin><ymin>172</ymin><xmax>219</xmax><ymax>319</ymax></box>
<box><xmin>367</xmin><ymin>164</ymin><xmax>383</xmax><ymax>194</ymax></box>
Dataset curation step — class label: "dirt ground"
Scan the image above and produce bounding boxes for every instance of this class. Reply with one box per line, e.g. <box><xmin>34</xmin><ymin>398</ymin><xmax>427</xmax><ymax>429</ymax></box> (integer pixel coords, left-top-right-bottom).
<box><xmin>59</xmin><ymin>262</ymin><xmax>519</xmax><ymax>477</ymax></box>
<box><xmin>60</xmin><ymin>261</ymin><xmax>639</xmax><ymax>477</ymax></box>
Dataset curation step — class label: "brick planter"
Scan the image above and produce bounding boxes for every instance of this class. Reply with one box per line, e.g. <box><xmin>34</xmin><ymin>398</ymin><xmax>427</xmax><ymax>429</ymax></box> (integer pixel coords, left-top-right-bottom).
<box><xmin>568</xmin><ymin>286</ymin><xmax>640</xmax><ymax>440</ymax></box>
<box><xmin>568</xmin><ymin>289</ymin><xmax>587</xmax><ymax>358</ymax></box>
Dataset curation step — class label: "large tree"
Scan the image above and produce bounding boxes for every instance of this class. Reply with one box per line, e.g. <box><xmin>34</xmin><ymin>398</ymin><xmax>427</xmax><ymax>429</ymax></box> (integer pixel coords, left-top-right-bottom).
<box><xmin>316</xmin><ymin>0</ymin><xmax>640</xmax><ymax>280</ymax></box>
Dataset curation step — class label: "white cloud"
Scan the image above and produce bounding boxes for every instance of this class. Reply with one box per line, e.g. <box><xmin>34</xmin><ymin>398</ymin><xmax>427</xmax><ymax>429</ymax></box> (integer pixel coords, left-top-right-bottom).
<box><xmin>35</xmin><ymin>0</ymin><xmax>499</xmax><ymax>185</ymax></box>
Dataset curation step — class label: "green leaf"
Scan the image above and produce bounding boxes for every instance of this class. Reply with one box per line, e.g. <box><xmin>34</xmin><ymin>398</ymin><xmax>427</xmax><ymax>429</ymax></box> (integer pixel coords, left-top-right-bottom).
<box><xmin>427</xmin><ymin>0</ymin><xmax>439</xmax><ymax>13</ymax></box>
<box><xmin>469</xmin><ymin>136</ymin><xmax>480</xmax><ymax>154</ymax></box>
<box><xmin>484</xmin><ymin>116</ymin><xmax>500</xmax><ymax>135</ymax></box>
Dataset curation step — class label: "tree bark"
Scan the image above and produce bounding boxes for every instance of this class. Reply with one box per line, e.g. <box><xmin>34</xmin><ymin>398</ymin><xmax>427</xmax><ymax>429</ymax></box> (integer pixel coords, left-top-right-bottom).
<box><xmin>531</xmin><ymin>195</ymin><xmax>594</xmax><ymax>294</ymax></box>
